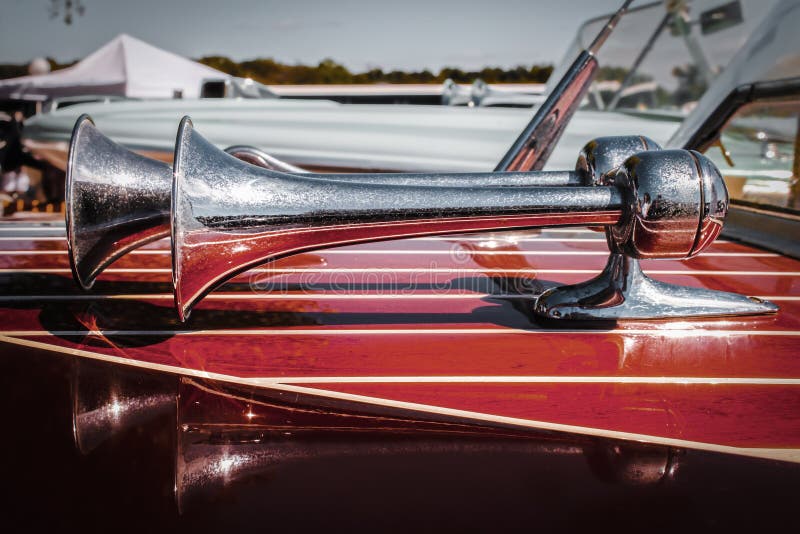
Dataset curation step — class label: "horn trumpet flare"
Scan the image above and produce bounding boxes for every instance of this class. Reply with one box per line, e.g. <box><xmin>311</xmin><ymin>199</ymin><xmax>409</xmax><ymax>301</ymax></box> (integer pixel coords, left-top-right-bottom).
<box><xmin>66</xmin><ymin>115</ymin><xmax>172</xmax><ymax>289</ymax></box>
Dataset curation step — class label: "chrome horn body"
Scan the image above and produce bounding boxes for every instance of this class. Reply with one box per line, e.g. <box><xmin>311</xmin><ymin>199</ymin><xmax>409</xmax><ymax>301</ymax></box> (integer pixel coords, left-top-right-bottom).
<box><xmin>66</xmin><ymin>116</ymin><xmax>776</xmax><ymax>323</ymax></box>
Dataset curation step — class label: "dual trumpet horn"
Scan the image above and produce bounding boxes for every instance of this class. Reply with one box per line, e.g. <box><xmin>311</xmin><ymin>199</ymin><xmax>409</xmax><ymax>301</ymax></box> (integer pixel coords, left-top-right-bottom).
<box><xmin>66</xmin><ymin>115</ymin><xmax>653</xmax><ymax>291</ymax></box>
<box><xmin>66</xmin><ymin>115</ymin><xmax>777</xmax><ymax>322</ymax></box>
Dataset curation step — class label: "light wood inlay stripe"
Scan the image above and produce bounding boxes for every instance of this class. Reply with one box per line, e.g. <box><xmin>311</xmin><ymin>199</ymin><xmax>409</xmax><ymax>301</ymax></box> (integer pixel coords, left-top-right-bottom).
<box><xmin>1</xmin><ymin>334</ymin><xmax>797</xmax><ymax>464</ymax></box>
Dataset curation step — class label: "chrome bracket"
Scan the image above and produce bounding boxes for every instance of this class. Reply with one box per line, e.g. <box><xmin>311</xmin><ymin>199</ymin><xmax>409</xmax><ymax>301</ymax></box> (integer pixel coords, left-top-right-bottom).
<box><xmin>533</xmin><ymin>254</ymin><xmax>778</xmax><ymax>321</ymax></box>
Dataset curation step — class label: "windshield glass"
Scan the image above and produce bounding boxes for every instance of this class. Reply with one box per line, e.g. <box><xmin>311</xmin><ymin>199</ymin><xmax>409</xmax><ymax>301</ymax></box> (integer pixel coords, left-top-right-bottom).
<box><xmin>702</xmin><ymin>96</ymin><xmax>800</xmax><ymax>212</ymax></box>
<box><xmin>550</xmin><ymin>0</ymin><xmax>780</xmax><ymax>115</ymax></box>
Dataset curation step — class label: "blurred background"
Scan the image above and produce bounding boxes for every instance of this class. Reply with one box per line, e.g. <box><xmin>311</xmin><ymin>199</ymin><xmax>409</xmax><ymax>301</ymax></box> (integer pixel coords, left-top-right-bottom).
<box><xmin>1</xmin><ymin>0</ymin><xmax>634</xmax><ymax>79</ymax></box>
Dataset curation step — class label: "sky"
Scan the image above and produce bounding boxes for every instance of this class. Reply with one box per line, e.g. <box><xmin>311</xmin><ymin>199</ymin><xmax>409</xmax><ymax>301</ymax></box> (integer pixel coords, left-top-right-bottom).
<box><xmin>0</xmin><ymin>0</ymin><xmax>628</xmax><ymax>71</ymax></box>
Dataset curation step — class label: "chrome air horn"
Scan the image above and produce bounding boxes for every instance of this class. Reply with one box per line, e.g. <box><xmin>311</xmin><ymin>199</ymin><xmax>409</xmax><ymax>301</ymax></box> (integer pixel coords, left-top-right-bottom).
<box><xmin>171</xmin><ymin>117</ymin><xmax>776</xmax><ymax>322</ymax></box>
<box><xmin>66</xmin><ymin>115</ymin><xmax>652</xmax><ymax>289</ymax></box>
<box><xmin>65</xmin><ymin>117</ymin><xmax>776</xmax><ymax>322</ymax></box>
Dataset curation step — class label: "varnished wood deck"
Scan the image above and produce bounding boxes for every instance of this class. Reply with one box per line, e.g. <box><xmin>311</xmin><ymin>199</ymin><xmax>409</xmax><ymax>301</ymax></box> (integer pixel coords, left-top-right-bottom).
<box><xmin>1</xmin><ymin>217</ymin><xmax>799</xmax><ymax>461</ymax></box>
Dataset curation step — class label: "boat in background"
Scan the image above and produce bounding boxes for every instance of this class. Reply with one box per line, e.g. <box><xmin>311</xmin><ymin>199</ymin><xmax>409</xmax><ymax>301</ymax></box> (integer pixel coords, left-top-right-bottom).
<box><xmin>21</xmin><ymin>98</ymin><xmax>679</xmax><ymax>173</ymax></box>
<box><xmin>19</xmin><ymin>0</ymin><xmax>768</xmax><ymax>174</ymax></box>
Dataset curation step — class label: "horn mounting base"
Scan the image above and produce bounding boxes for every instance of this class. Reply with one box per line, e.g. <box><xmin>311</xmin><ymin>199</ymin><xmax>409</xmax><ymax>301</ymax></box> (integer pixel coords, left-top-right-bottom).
<box><xmin>533</xmin><ymin>254</ymin><xmax>778</xmax><ymax>321</ymax></box>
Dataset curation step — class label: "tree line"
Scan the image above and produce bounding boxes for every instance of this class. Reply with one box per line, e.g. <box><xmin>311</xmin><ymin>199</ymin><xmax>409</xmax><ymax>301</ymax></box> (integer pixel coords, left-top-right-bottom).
<box><xmin>0</xmin><ymin>55</ymin><xmax>554</xmax><ymax>84</ymax></box>
<box><xmin>196</xmin><ymin>57</ymin><xmax>554</xmax><ymax>85</ymax></box>
<box><xmin>3</xmin><ymin>55</ymin><xmax>672</xmax><ymax>90</ymax></box>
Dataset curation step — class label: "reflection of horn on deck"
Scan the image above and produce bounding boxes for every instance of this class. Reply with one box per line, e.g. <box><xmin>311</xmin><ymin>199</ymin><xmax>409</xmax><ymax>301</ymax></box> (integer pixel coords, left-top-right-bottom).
<box><xmin>71</xmin><ymin>359</ymin><xmax>176</xmax><ymax>454</ymax></box>
<box><xmin>175</xmin><ymin>377</ymin><xmax>680</xmax><ymax>512</ymax></box>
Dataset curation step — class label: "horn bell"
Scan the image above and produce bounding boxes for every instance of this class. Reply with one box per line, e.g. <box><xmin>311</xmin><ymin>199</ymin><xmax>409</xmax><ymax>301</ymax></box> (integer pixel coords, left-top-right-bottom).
<box><xmin>66</xmin><ymin>115</ymin><xmax>172</xmax><ymax>289</ymax></box>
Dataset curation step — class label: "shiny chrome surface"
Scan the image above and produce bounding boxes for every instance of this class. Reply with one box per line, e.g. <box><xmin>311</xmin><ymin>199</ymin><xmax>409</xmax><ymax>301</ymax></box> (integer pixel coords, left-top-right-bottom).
<box><xmin>534</xmin><ymin>253</ymin><xmax>778</xmax><ymax>320</ymax></box>
<box><xmin>65</xmin><ymin>117</ymin><xmax>774</xmax><ymax>323</ymax></box>
<box><xmin>67</xmin><ymin>122</ymin><xmax>302</xmax><ymax>290</ymax></box>
<box><xmin>494</xmin><ymin>0</ymin><xmax>634</xmax><ymax>172</ymax></box>
<box><xmin>605</xmin><ymin>149</ymin><xmax>725</xmax><ymax>259</ymax></box>
<box><xmin>226</xmin><ymin>142</ymin><xmax>583</xmax><ymax>186</ymax></box>
<box><xmin>171</xmin><ymin>118</ymin><xmax>726</xmax><ymax>321</ymax></box>
<box><xmin>553</xmin><ymin>135</ymin><xmax>770</xmax><ymax>319</ymax></box>
<box><xmin>576</xmin><ymin>135</ymin><xmax>661</xmax><ymax>185</ymax></box>
<box><xmin>536</xmin><ymin>144</ymin><xmax>775</xmax><ymax>320</ymax></box>
<box><xmin>66</xmin><ymin>115</ymin><xmax>172</xmax><ymax>289</ymax></box>
<box><xmin>225</xmin><ymin>143</ymin><xmax>585</xmax><ymax>186</ymax></box>
<box><xmin>233</xmin><ymin>133</ymin><xmax>753</xmax><ymax>320</ymax></box>
<box><xmin>223</xmin><ymin>145</ymin><xmax>307</xmax><ymax>173</ymax></box>
<box><xmin>67</xmin><ymin>115</ymin><xmax>650</xmax><ymax>288</ymax></box>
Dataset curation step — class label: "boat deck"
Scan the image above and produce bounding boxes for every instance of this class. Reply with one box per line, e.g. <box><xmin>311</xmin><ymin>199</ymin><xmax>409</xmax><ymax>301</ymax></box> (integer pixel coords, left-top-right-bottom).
<box><xmin>1</xmin><ymin>216</ymin><xmax>799</xmax><ymax>462</ymax></box>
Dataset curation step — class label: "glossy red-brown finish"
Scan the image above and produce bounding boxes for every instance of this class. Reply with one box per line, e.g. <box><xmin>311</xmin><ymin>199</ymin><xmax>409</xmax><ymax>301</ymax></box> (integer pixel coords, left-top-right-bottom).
<box><xmin>1</xmin><ymin>218</ymin><xmax>799</xmax><ymax>456</ymax></box>
<box><xmin>298</xmin><ymin>382</ymin><xmax>800</xmax><ymax>448</ymax></box>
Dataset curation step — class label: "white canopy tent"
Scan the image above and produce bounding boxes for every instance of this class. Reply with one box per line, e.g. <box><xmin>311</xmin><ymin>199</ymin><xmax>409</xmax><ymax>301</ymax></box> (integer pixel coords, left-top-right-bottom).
<box><xmin>0</xmin><ymin>34</ymin><xmax>228</xmax><ymax>101</ymax></box>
